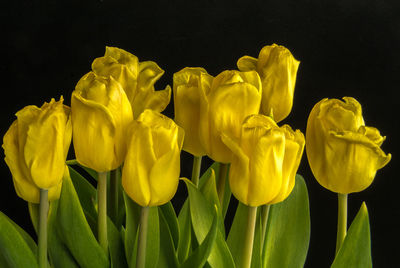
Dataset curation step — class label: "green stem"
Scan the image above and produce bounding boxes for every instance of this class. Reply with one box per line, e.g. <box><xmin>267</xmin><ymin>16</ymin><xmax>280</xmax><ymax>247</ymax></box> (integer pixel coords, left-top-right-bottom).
<box><xmin>217</xmin><ymin>163</ymin><xmax>229</xmax><ymax>205</ymax></box>
<box><xmin>335</xmin><ymin>193</ymin><xmax>348</xmax><ymax>255</ymax></box>
<box><xmin>109</xmin><ymin>169</ymin><xmax>119</xmax><ymax>225</ymax></box>
<box><xmin>191</xmin><ymin>156</ymin><xmax>202</xmax><ymax>187</ymax></box>
<box><xmin>97</xmin><ymin>172</ymin><xmax>108</xmax><ymax>253</ymax></box>
<box><xmin>241</xmin><ymin>205</ymin><xmax>258</xmax><ymax>268</ymax></box>
<box><xmin>38</xmin><ymin>189</ymin><xmax>48</xmax><ymax>268</ymax></box>
<box><xmin>260</xmin><ymin>204</ymin><xmax>270</xmax><ymax>249</ymax></box>
<box><xmin>136</xmin><ymin>206</ymin><xmax>150</xmax><ymax>268</ymax></box>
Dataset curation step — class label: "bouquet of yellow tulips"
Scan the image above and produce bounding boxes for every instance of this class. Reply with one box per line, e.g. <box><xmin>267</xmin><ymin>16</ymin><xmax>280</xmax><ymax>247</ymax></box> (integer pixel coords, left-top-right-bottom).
<box><xmin>0</xmin><ymin>45</ymin><xmax>390</xmax><ymax>268</ymax></box>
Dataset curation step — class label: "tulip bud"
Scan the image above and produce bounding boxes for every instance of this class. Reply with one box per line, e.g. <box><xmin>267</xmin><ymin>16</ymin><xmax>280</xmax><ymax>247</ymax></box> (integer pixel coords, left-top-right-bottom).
<box><xmin>222</xmin><ymin>114</ymin><xmax>304</xmax><ymax>207</ymax></box>
<box><xmin>199</xmin><ymin>70</ymin><xmax>262</xmax><ymax>163</ymax></box>
<box><xmin>92</xmin><ymin>46</ymin><xmax>171</xmax><ymax>118</ymax></box>
<box><xmin>237</xmin><ymin>44</ymin><xmax>300</xmax><ymax>122</ymax></box>
<box><xmin>306</xmin><ymin>97</ymin><xmax>391</xmax><ymax>194</ymax></box>
<box><xmin>71</xmin><ymin>72</ymin><xmax>133</xmax><ymax>172</ymax></box>
<box><xmin>2</xmin><ymin>97</ymin><xmax>71</xmax><ymax>203</ymax></box>
<box><xmin>122</xmin><ymin>109</ymin><xmax>184</xmax><ymax>207</ymax></box>
<box><xmin>173</xmin><ymin>67</ymin><xmax>208</xmax><ymax>156</ymax></box>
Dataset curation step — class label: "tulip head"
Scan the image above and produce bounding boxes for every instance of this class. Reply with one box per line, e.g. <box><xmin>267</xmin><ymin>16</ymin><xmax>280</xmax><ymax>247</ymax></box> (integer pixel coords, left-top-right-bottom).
<box><xmin>122</xmin><ymin>109</ymin><xmax>184</xmax><ymax>207</ymax></box>
<box><xmin>92</xmin><ymin>46</ymin><xmax>171</xmax><ymax>118</ymax></box>
<box><xmin>306</xmin><ymin>97</ymin><xmax>391</xmax><ymax>194</ymax></box>
<box><xmin>199</xmin><ymin>70</ymin><xmax>262</xmax><ymax>163</ymax></box>
<box><xmin>173</xmin><ymin>67</ymin><xmax>208</xmax><ymax>156</ymax></box>
<box><xmin>222</xmin><ymin>114</ymin><xmax>304</xmax><ymax>207</ymax></box>
<box><xmin>71</xmin><ymin>72</ymin><xmax>133</xmax><ymax>172</ymax></box>
<box><xmin>237</xmin><ymin>44</ymin><xmax>300</xmax><ymax>122</ymax></box>
<box><xmin>2</xmin><ymin>97</ymin><xmax>71</xmax><ymax>203</ymax></box>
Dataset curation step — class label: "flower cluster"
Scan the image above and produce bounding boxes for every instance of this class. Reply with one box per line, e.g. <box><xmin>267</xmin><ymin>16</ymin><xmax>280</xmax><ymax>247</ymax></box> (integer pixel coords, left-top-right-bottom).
<box><xmin>1</xmin><ymin>45</ymin><xmax>391</xmax><ymax>268</ymax></box>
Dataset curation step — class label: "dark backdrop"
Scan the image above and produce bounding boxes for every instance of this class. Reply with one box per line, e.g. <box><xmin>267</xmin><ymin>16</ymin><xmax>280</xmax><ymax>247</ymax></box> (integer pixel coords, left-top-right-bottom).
<box><xmin>1</xmin><ymin>0</ymin><xmax>399</xmax><ymax>267</ymax></box>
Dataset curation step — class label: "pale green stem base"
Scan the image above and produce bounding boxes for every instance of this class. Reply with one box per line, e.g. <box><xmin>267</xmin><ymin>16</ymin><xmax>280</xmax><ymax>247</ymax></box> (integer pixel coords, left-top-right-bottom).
<box><xmin>217</xmin><ymin>163</ymin><xmax>229</xmax><ymax>205</ymax></box>
<box><xmin>136</xmin><ymin>206</ymin><xmax>150</xmax><ymax>268</ymax></box>
<box><xmin>97</xmin><ymin>172</ymin><xmax>108</xmax><ymax>253</ymax></box>
<box><xmin>38</xmin><ymin>189</ymin><xmax>48</xmax><ymax>268</ymax></box>
<box><xmin>335</xmin><ymin>193</ymin><xmax>348</xmax><ymax>255</ymax></box>
<box><xmin>241</xmin><ymin>205</ymin><xmax>258</xmax><ymax>268</ymax></box>
<box><xmin>109</xmin><ymin>169</ymin><xmax>119</xmax><ymax>225</ymax></box>
<box><xmin>191</xmin><ymin>156</ymin><xmax>202</xmax><ymax>187</ymax></box>
<box><xmin>261</xmin><ymin>204</ymin><xmax>270</xmax><ymax>249</ymax></box>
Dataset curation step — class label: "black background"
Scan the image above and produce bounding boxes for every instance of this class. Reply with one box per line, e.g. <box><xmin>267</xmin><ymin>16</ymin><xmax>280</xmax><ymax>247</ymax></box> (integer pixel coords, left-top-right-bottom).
<box><xmin>1</xmin><ymin>0</ymin><xmax>399</xmax><ymax>267</ymax></box>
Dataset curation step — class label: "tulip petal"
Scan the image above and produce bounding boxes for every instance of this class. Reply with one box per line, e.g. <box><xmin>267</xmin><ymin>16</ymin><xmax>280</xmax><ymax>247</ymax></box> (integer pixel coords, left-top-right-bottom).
<box><xmin>237</xmin><ymin>56</ymin><xmax>258</xmax><ymax>72</ymax></box>
<box><xmin>208</xmin><ymin>82</ymin><xmax>261</xmax><ymax>163</ymax></box>
<box><xmin>247</xmin><ymin>130</ymin><xmax>285</xmax><ymax>206</ymax></box>
<box><xmin>104</xmin><ymin>46</ymin><xmax>139</xmax><ymax>76</ymax></box>
<box><xmin>23</xmin><ymin>100</ymin><xmax>67</xmax><ymax>189</ymax></box>
<box><xmin>137</xmin><ymin>61</ymin><xmax>164</xmax><ymax>91</ymax></box>
<box><xmin>148</xmin><ymin>145</ymin><xmax>181</xmax><ymax>206</ymax></box>
<box><xmin>132</xmin><ymin>86</ymin><xmax>171</xmax><ymax>119</ymax></box>
<box><xmin>122</xmin><ymin>124</ymin><xmax>156</xmax><ymax>207</ymax></box>
<box><xmin>71</xmin><ymin>91</ymin><xmax>118</xmax><ymax>172</ymax></box>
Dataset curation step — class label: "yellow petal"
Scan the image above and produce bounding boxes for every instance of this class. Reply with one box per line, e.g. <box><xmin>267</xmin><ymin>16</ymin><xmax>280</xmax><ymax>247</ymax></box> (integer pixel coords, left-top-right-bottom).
<box><xmin>207</xmin><ymin>81</ymin><xmax>262</xmax><ymax>163</ymax></box>
<box><xmin>237</xmin><ymin>56</ymin><xmax>258</xmax><ymax>72</ymax></box>
<box><xmin>71</xmin><ymin>91</ymin><xmax>117</xmax><ymax>172</ymax></box>
<box><xmin>247</xmin><ymin>130</ymin><xmax>285</xmax><ymax>206</ymax></box>
<box><xmin>173</xmin><ymin>67</ymin><xmax>208</xmax><ymax>156</ymax></box>
<box><xmin>122</xmin><ymin>123</ymin><xmax>156</xmax><ymax>207</ymax></box>
<box><xmin>132</xmin><ymin>86</ymin><xmax>171</xmax><ymax>119</ymax></box>
<box><xmin>137</xmin><ymin>61</ymin><xmax>164</xmax><ymax>91</ymax></box>
<box><xmin>104</xmin><ymin>46</ymin><xmax>139</xmax><ymax>76</ymax></box>
<box><xmin>148</xmin><ymin>145</ymin><xmax>181</xmax><ymax>206</ymax></box>
<box><xmin>23</xmin><ymin>98</ymin><xmax>68</xmax><ymax>189</ymax></box>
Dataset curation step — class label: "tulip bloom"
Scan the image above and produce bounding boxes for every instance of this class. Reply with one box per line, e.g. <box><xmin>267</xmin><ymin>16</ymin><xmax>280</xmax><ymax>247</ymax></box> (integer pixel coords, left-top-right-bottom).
<box><xmin>222</xmin><ymin>114</ymin><xmax>305</xmax><ymax>207</ymax></box>
<box><xmin>173</xmin><ymin>67</ymin><xmax>208</xmax><ymax>156</ymax></box>
<box><xmin>71</xmin><ymin>72</ymin><xmax>133</xmax><ymax>172</ymax></box>
<box><xmin>122</xmin><ymin>109</ymin><xmax>184</xmax><ymax>207</ymax></box>
<box><xmin>199</xmin><ymin>70</ymin><xmax>262</xmax><ymax>163</ymax></box>
<box><xmin>2</xmin><ymin>97</ymin><xmax>72</xmax><ymax>203</ymax></box>
<box><xmin>237</xmin><ymin>44</ymin><xmax>300</xmax><ymax>122</ymax></box>
<box><xmin>92</xmin><ymin>46</ymin><xmax>171</xmax><ymax>118</ymax></box>
<box><xmin>306</xmin><ymin>97</ymin><xmax>391</xmax><ymax>194</ymax></box>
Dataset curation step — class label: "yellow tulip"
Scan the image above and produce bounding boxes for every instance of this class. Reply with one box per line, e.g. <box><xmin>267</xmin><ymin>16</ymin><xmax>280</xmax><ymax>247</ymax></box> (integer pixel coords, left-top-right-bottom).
<box><xmin>237</xmin><ymin>44</ymin><xmax>300</xmax><ymax>122</ymax></box>
<box><xmin>306</xmin><ymin>97</ymin><xmax>391</xmax><ymax>194</ymax></box>
<box><xmin>173</xmin><ymin>67</ymin><xmax>208</xmax><ymax>156</ymax></box>
<box><xmin>199</xmin><ymin>70</ymin><xmax>262</xmax><ymax>163</ymax></box>
<box><xmin>222</xmin><ymin>114</ymin><xmax>304</xmax><ymax>207</ymax></box>
<box><xmin>92</xmin><ymin>46</ymin><xmax>171</xmax><ymax>118</ymax></box>
<box><xmin>2</xmin><ymin>97</ymin><xmax>71</xmax><ymax>203</ymax></box>
<box><xmin>122</xmin><ymin>110</ymin><xmax>184</xmax><ymax>207</ymax></box>
<box><xmin>71</xmin><ymin>71</ymin><xmax>133</xmax><ymax>172</ymax></box>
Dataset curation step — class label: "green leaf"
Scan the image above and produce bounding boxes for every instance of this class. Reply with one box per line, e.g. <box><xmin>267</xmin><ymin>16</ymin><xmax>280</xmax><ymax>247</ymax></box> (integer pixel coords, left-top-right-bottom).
<box><xmin>160</xmin><ymin>202</ymin><xmax>180</xmax><ymax>249</ymax></box>
<box><xmin>180</xmin><ymin>206</ymin><xmax>218</xmax><ymax>268</ymax></box>
<box><xmin>177</xmin><ymin>200</ymin><xmax>192</xmax><ymax>264</ymax></box>
<box><xmin>0</xmin><ymin>211</ymin><xmax>39</xmax><ymax>268</ymax></box>
<box><xmin>158</xmin><ymin>208</ymin><xmax>179</xmax><ymax>268</ymax></box>
<box><xmin>28</xmin><ymin>202</ymin><xmax>39</xmax><ymax>234</ymax></box>
<box><xmin>107</xmin><ymin>217</ymin><xmax>128</xmax><ymax>268</ymax></box>
<box><xmin>123</xmin><ymin>192</ymin><xmax>141</xmax><ymax>266</ymax></box>
<box><xmin>67</xmin><ymin>160</ymin><xmax>98</xmax><ymax>181</ymax></box>
<box><xmin>68</xmin><ymin>166</ymin><xmax>98</xmax><ymax>222</ymax></box>
<box><xmin>183</xmin><ymin>178</ymin><xmax>236</xmax><ymax>268</ymax></box>
<box><xmin>331</xmin><ymin>202</ymin><xmax>372</xmax><ymax>268</ymax></box>
<box><xmin>199</xmin><ymin>168</ymin><xmax>226</xmax><ymax>236</ymax></box>
<box><xmin>262</xmin><ymin>174</ymin><xmax>310</xmax><ymax>268</ymax></box>
<box><xmin>227</xmin><ymin>203</ymin><xmax>263</xmax><ymax>268</ymax></box>
<box><xmin>144</xmin><ymin>207</ymin><xmax>160</xmax><ymax>268</ymax></box>
<box><xmin>123</xmin><ymin>194</ymin><xmax>160</xmax><ymax>268</ymax></box>
<box><xmin>199</xmin><ymin>162</ymin><xmax>231</xmax><ymax>219</ymax></box>
<box><xmin>57</xmin><ymin>170</ymin><xmax>109</xmax><ymax>268</ymax></box>
<box><xmin>48</xmin><ymin>200</ymin><xmax>80</xmax><ymax>268</ymax></box>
